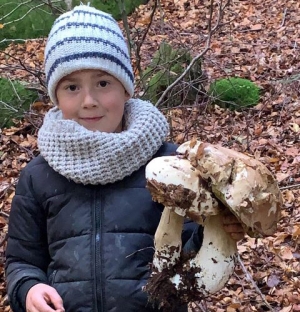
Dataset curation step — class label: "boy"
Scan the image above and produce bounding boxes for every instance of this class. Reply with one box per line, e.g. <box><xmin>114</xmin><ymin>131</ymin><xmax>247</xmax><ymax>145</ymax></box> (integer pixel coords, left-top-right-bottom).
<box><xmin>5</xmin><ymin>4</ymin><xmax>244</xmax><ymax>312</ymax></box>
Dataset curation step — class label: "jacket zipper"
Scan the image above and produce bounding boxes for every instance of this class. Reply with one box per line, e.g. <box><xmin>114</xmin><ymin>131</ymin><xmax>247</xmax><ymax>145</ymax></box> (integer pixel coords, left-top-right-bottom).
<box><xmin>49</xmin><ymin>270</ymin><xmax>57</xmax><ymax>286</ymax></box>
<box><xmin>94</xmin><ymin>189</ymin><xmax>104</xmax><ymax>312</ymax></box>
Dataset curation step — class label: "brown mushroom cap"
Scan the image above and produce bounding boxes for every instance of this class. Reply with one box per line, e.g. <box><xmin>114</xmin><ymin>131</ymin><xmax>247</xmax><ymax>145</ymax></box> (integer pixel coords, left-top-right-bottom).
<box><xmin>177</xmin><ymin>141</ymin><xmax>282</xmax><ymax>237</ymax></box>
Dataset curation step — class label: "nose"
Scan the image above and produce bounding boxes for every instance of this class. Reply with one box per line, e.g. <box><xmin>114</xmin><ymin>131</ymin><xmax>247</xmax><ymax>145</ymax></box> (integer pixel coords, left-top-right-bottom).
<box><xmin>81</xmin><ymin>89</ymin><xmax>99</xmax><ymax>108</ymax></box>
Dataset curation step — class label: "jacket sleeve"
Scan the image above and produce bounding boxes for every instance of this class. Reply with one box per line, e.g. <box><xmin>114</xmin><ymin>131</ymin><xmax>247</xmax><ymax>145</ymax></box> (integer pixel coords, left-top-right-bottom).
<box><xmin>182</xmin><ymin>220</ymin><xmax>203</xmax><ymax>254</ymax></box>
<box><xmin>5</xmin><ymin>166</ymin><xmax>50</xmax><ymax>312</ymax></box>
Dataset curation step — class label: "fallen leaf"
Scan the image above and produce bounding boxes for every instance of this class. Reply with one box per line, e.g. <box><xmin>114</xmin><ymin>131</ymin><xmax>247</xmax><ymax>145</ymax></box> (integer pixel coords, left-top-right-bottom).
<box><xmin>267</xmin><ymin>274</ymin><xmax>281</xmax><ymax>287</ymax></box>
<box><xmin>251</xmin><ymin>24</ymin><xmax>262</xmax><ymax>31</ymax></box>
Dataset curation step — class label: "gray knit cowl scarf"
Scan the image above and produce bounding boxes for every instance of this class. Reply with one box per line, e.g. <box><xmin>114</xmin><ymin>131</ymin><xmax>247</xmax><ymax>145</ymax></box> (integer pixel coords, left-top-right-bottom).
<box><xmin>38</xmin><ymin>99</ymin><xmax>169</xmax><ymax>185</ymax></box>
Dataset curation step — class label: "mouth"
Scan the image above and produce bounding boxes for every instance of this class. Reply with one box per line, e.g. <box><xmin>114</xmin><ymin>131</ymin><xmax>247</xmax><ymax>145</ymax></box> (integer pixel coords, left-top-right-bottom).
<box><xmin>80</xmin><ymin>117</ymin><xmax>103</xmax><ymax>122</ymax></box>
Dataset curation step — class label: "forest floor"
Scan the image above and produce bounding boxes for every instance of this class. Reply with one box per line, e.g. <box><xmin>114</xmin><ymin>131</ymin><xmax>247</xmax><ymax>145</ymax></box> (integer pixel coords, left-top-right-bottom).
<box><xmin>0</xmin><ymin>0</ymin><xmax>299</xmax><ymax>311</ymax></box>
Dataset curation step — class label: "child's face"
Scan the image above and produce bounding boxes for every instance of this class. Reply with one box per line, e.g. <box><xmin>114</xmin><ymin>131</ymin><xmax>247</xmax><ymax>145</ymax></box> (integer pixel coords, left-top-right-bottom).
<box><xmin>56</xmin><ymin>69</ymin><xmax>130</xmax><ymax>132</ymax></box>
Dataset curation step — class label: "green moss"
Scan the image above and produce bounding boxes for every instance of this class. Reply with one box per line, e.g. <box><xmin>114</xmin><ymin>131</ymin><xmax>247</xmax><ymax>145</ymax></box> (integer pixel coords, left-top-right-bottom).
<box><xmin>142</xmin><ymin>42</ymin><xmax>204</xmax><ymax>107</ymax></box>
<box><xmin>0</xmin><ymin>78</ymin><xmax>38</xmax><ymax>128</ymax></box>
<box><xmin>209</xmin><ymin>77</ymin><xmax>260</xmax><ymax>110</ymax></box>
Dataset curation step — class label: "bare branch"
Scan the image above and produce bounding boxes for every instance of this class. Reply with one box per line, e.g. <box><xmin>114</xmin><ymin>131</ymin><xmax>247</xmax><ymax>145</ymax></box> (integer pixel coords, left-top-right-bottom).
<box><xmin>1</xmin><ymin>49</ymin><xmax>46</xmax><ymax>89</ymax></box>
<box><xmin>0</xmin><ymin>38</ymin><xmax>26</xmax><ymax>45</ymax></box>
<box><xmin>0</xmin><ymin>0</ymin><xmax>33</xmax><ymax>21</ymax></box>
<box><xmin>133</xmin><ymin>0</ymin><xmax>158</xmax><ymax>84</ymax></box>
<box><xmin>0</xmin><ymin>0</ymin><xmax>64</xmax><ymax>26</ymax></box>
<box><xmin>8</xmin><ymin>78</ymin><xmax>21</xmax><ymax>101</ymax></box>
<box><xmin>0</xmin><ymin>100</ymin><xmax>18</xmax><ymax>112</ymax></box>
<box><xmin>237</xmin><ymin>254</ymin><xmax>275</xmax><ymax>311</ymax></box>
<box><xmin>155</xmin><ymin>0</ymin><xmax>230</xmax><ymax>107</ymax></box>
<box><xmin>117</xmin><ymin>0</ymin><xmax>132</xmax><ymax>57</ymax></box>
<box><xmin>280</xmin><ymin>183</ymin><xmax>300</xmax><ymax>190</ymax></box>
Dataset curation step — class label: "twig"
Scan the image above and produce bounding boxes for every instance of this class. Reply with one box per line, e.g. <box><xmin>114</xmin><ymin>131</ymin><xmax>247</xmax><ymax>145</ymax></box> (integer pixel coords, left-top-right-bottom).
<box><xmin>117</xmin><ymin>0</ymin><xmax>132</xmax><ymax>57</ymax></box>
<box><xmin>0</xmin><ymin>38</ymin><xmax>26</xmax><ymax>45</ymax></box>
<box><xmin>237</xmin><ymin>254</ymin><xmax>275</xmax><ymax>311</ymax></box>
<box><xmin>126</xmin><ymin>247</ymin><xmax>154</xmax><ymax>258</ymax></box>
<box><xmin>155</xmin><ymin>0</ymin><xmax>230</xmax><ymax>107</ymax></box>
<box><xmin>0</xmin><ymin>100</ymin><xmax>18</xmax><ymax>112</ymax></box>
<box><xmin>0</xmin><ymin>0</ymin><xmax>63</xmax><ymax>25</ymax></box>
<box><xmin>279</xmin><ymin>183</ymin><xmax>300</xmax><ymax>190</ymax></box>
<box><xmin>0</xmin><ymin>233</ymin><xmax>8</xmax><ymax>247</ymax></box>
<box><xmin>0</xmin><ymin>0</ymin><xmax>33</xmax><ymax>21</ymax></box>
<box><xmin>2</xmin><ymin>3</ymin><xmax>46</xmax><ymax>26</ymax></box>
<box><xmin>10</xmin><ymin>138</ymin><xmax>35</xmax><ymax>158</ymax></box>
<box><xmin>2</xmin><ymin>50</ymin><xmax>46</xmax><ymax>89</ymax></box>
<box><xmin>0</xmin><ymin>211</ymin><xmax>9</xmax><ymax>218</ymax></box>
<box><xmin>195</xmin><ymin>302</ymin><xmax>207</xmax><ymax>312</ymax></box>
<box><xmin>0</xmin><ymin>179</ymin><xmax>18</xmax><ymax>201</ymax></box>
<box><xmin>280</xmin><ymin>8</ymin><xmax>288</xmax><ymax>27</ymax></box>
<box><xmin>8</xmin><ymin>78</ymin><xmax>21</xmax><ymax>101</ymax></box>
<box><xmin>134</xmin><ymin>0</ymin><xmax>158</xmax><ymax>85</ymax></box>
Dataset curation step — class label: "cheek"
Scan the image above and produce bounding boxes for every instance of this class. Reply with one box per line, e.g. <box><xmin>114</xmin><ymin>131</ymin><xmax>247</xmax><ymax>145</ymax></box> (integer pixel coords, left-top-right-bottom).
<box><xmin>105</xmin><ymin>96</ymin><xmax>125</xmax><ymax>114</ymax></box>
<box><xmin>57</xmin><ymin>100</ymin><xmax>77</xmax><ymax>119</ymax></box>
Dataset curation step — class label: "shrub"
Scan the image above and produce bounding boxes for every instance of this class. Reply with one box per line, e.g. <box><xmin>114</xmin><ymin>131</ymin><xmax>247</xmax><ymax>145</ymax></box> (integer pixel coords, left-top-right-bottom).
<box><xmin>0</xmin><ymin>0</ymin><xmax>147</xmax><ymax>49</ymax></box>
<box><xmin>142</xmin><ymin>42</ymin><xmax>205</xmax><ymax>107</ymax></box>
<box><xmin>71</xmin><ymin>0</ymin><xmax>149</xmax><ymax>20</ymax></box>
<box><xmin>209</xmin><ymin>77</ymin><xmax>260</xmax><ymax>110</ymax></box>
<box><xmin>0</xmin><ymin>1</ymin><xmax>66</xmax><ymax>48</ymax></box>
<box><xmin>0</xmin><ymin>78</ymin><xmax>38</xmax><ymax>128</ymax></box>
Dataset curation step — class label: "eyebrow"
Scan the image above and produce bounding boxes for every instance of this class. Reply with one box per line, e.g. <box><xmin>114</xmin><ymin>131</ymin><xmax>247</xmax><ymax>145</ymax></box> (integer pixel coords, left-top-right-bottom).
<box><xmin>95</xmin><ymin>72</ymin><xmax>110</xmax><ymax>78</ymax></box>
<box><xmin>60</xmin><ymin>71</ymin><xmax>111</xmax><ymax>83</ymax></box>
<box><xmin>60</xmin><ymin>77</ymin><xmax>78</xmax><ymax>83</ymax></box>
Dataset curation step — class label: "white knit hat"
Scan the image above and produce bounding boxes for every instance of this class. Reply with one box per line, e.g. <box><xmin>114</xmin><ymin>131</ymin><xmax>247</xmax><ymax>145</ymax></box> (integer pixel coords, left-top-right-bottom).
<box><xmin>44</xmin><ymin>4</ymin><xmax>134</xmax><ymax>104</ymax></box>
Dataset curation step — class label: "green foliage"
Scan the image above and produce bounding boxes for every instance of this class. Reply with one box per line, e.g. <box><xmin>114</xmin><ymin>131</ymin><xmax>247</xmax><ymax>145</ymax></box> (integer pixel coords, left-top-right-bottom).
<box><xmin>71</xmin><ymin>0</ymin><xmax>148</xmax><ymax>20</ymax></box>
<box><xmin>142</xmin><ymin>42</ymin><xmax>205</xmax><ymax>107</ymax></box>
<box><xmin>0</xmin><ymin>0</ymin><xmax>66</xmax><ymax>48</ymax></box>
<box><xmin>209</xmin><ymin>77</ymin><xmax>260</xmax><ymax>110</ymax></box>
<box><xmin>0</xmin><ymin>78</ymin><xmax>38</xmax><ymax>128</ymax></box>
<box><xmin>0</xmin><ymin>0</ymin><xmax>146</xmax><ymax>49</ymax></box>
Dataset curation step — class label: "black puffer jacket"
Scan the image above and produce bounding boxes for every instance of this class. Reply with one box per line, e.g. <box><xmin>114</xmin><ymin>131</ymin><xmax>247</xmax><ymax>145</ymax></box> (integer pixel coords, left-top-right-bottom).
<box><xmin>6</xmin><ymin>142</ymin><xmax>202</xmax><ymax>312</ymax></box>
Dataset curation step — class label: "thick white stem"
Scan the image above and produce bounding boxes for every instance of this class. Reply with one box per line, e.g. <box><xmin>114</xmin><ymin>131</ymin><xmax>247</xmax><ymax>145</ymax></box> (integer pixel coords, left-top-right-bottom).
<box><xmin>153</xmin><ymin>208</ymin><xmax>184</xmax><ymax>272</ymax></box>
<box><xmin>189</xmin><ymin>214</ymin><xmax>237</xmax><ymax>294</ymax></box>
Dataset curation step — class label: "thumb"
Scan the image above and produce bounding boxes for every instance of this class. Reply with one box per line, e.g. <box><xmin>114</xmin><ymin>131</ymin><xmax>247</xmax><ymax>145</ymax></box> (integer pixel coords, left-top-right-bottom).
<box><xmin>45</xmin><ymin>288</ymin><xmax>64</xmax><ymax>311</ymax></box>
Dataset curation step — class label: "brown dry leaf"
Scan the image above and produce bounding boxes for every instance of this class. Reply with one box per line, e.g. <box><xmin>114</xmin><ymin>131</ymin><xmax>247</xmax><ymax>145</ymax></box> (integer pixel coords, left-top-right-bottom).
<box><xmin>1</xmin><ymin>0</ymin><xmax>300</xmax><ymax>311</ymax></box>
<box><xmin>250</xmin><ymin>24</ymin><xmax>262</xmax><ymax>31</ymax></box>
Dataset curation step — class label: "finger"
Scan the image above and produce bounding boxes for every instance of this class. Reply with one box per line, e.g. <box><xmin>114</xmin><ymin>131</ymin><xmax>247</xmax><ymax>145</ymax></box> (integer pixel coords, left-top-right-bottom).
<box><xmin>222</xmin><ymin>213</ymin><xmax>239</xmax><ymax>225</ymax></box>
<box><xmin>230</xmin><ymin>232</ymin><xmax>245</xmax><ymax>241</ymax></box>
<box><xmin>31</xmin><ymin>298</ymin><xmax>57</xmax><ymax>312</ymax></box>
<box><xmin>223</xmin><ymin>223</ymin><xmax>244</xmax><ymax>233</ymax></box>
<box><xmin>45</xmin><ymin>289</ymin><xmax>64</xmax><ymax>311</ymax></box>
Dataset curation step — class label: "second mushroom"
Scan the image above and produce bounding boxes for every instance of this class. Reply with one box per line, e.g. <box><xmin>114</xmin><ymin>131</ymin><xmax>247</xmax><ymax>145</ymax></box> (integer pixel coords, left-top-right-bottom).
<box><xmin>144</xmin><ymin>139</ymin><xmax>282</xmax><ymax>311</ymax></box>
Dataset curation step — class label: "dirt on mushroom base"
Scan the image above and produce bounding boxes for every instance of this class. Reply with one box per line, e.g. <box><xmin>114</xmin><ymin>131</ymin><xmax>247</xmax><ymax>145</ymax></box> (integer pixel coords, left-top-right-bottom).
<box><xmin>144</xmin><ymin>250</ymin><xmax>202</xmax><ymax>312</ymax></box>
<box><xmin>146</xmin><ymin>180</ymin><xmax>197</xmax><ymax>210</ymax></box>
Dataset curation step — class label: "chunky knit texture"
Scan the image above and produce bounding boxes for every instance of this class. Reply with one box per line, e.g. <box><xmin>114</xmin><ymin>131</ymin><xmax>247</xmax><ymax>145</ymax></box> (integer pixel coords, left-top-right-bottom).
<box><xmin>37</xmin><ymin>99</ymin><xmax>169</xmax><ymax>185</ymax></box>
<box><xmin>44</xmin><ymin>4</ymin><xmax>134</xmax><ymax>105</ymax></box>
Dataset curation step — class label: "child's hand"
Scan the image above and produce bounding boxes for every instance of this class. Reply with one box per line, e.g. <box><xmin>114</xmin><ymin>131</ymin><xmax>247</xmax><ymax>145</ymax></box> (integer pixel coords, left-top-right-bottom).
<box><xmin>222</xmin><ymin>212</ymin><xmax>245</xmax><ymax>242</ymax></box>
<box><xmin>26</xmin><ymin>283</ymin><xmax>64</xmax><ymax>312</ymax></box>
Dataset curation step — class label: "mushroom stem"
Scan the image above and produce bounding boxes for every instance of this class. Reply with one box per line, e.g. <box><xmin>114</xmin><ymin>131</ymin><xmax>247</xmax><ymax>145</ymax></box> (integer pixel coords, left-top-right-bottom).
<box><xmin>188</xmin><ymin>213</ymin><xmax>237</xmax><ymax>294</ymax></box>
<box><xmin>153</xmin><ymin>208</ymin><xmax>184</xmax><ymax>272</ymax></box>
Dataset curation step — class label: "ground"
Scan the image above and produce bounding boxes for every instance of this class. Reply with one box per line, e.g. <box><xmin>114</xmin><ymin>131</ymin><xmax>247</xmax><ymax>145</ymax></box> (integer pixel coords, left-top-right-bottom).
<box><xmin>0</xmin><ymin>0</ymin><xmax>299</xmax><ymax>311</ymax></box>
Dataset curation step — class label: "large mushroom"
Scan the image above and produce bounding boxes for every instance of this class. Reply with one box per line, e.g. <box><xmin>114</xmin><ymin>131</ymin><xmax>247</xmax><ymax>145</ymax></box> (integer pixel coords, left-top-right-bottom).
<box><xmin>144</xmin><ymin>139</ymin><xmax>282</xmax><ymax>311</ymax></box>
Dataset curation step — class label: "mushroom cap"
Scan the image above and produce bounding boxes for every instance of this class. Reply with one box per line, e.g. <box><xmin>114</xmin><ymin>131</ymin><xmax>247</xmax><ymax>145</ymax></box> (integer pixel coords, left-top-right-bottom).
<box><xmin>145</xmin><ymin>156</ymin><xmax>220</xmax><ymax>222</ymax></box>
<box><xmin>177</xmin><ymin>140</ymin><xmax>282</xmax><ymax>237</ymax></box>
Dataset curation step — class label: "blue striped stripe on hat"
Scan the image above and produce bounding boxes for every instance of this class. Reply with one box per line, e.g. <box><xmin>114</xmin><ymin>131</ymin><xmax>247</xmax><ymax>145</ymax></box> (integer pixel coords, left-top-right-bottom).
<box><xmin>44</xmin><ymin>4</ymin><xmax>134</xmax><ymax>104</ymax></box>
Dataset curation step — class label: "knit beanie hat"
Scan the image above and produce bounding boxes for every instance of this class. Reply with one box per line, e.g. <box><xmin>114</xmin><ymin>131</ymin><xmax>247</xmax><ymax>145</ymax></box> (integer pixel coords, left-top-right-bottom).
<box><xmin>44</xmin><ymin>4</ymin><xmax>134</xmax><ymax>105</ymax></box>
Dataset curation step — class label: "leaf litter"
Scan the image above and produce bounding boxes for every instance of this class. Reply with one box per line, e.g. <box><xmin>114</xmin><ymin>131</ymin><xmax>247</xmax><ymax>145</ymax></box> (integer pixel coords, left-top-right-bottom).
<box><xmin>0</xmin><ymin>0</ymin><xmax>299</xmax><ymax>311</ymax></box>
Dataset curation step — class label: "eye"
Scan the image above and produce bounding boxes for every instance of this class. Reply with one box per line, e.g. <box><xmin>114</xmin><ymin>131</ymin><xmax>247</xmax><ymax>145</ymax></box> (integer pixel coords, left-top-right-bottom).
<box><xmin>67</xmin><ymin>84</ymin><xmax>78</xmax><ymax>92</ymax></box>
<box><xmin>98</xmin><ymin>80</ymin><xmax>109</xmax><ymax>87</ymax></box>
